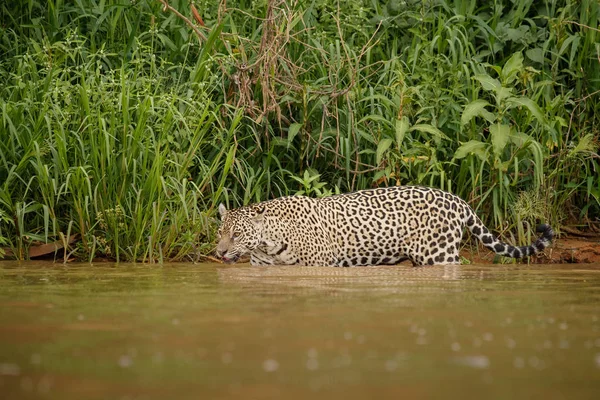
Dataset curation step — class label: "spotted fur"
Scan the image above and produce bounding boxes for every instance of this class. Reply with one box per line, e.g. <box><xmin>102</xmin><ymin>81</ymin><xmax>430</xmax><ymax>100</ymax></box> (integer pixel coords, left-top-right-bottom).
<box><xmin>215</xmin><ymin>186</ymin><xmax>553</xmax><ymax>266</ymax></box>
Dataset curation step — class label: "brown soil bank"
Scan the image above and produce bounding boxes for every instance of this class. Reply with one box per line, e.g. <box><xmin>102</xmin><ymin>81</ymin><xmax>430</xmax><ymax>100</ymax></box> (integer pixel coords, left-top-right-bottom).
<box><xmin>3</xmin><ymin>236</ymin><xmax>600</xmax><ymax>264</ymax></box>
<box><xmin>463</xmin><ymin>236</ymin><xmax>600</xmax><ymax>264</ymax></box>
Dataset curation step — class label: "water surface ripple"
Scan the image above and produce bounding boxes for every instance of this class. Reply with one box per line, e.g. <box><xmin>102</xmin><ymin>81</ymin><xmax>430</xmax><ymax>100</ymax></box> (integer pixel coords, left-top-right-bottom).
<box><xmin>1</xmin><ymin>261</ymin><xmax>599</xmax><ymax>399</ymax></box>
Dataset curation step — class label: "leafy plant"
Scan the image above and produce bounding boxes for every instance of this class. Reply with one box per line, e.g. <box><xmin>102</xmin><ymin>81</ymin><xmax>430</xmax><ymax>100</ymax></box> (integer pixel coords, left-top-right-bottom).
<box><xmin>291</xmin><ymin>169</ymin><xmax>337</xmax><ymax>198</ymax></box>
<box><xmin>0</xmin><ymin>0</ymin><xmax>598</xmax><ymax>261</ymax></box>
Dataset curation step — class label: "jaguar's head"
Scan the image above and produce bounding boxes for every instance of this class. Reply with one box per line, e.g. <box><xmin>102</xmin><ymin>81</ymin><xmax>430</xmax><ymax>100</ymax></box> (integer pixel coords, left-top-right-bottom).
<box><xmin>215</xmin><ymin>203</ymin><xmax>265</xmax><ymax>263</ymax></box>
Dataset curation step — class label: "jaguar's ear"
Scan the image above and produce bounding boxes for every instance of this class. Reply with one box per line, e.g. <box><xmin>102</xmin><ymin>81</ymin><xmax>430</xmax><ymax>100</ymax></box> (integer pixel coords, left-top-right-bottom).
<box><xmin>218</xmin><ymin>203</ymin><xmax>227</xmax><ymax>219</ymax></box>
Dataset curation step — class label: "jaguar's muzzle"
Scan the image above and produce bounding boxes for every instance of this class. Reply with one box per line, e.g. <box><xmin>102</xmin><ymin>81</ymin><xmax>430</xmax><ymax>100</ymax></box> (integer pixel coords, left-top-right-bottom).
<box><xmin>221</xmin><ymin>254</ymin><xmax>239</xmax><ymax>264</ymax></box>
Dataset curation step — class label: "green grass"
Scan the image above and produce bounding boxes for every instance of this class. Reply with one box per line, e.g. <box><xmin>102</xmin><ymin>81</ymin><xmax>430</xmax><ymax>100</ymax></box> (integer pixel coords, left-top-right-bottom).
<box><xmin>0</xmin><ymin>0</ymin><xmax>598</xmax><ymax>261</ymax></box>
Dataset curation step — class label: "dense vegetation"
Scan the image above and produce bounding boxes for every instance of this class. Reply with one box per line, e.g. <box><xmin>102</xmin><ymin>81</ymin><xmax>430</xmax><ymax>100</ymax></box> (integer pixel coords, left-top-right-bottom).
<box><xmin>0</xmin><ymin>0</ymin><xmax>598</xmax><ymax>262</ymax></box>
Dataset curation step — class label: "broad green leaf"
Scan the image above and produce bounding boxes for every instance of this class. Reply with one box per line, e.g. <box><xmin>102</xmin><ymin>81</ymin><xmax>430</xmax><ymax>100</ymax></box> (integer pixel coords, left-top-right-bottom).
<box><xmin>395</xmin><ymin>117</ymin><xmax>409</xmax><ymax>149</ymax></box>
<box><xmin>482</xmin><ymin>109</ymin><xmax>496</xmax><ymax>123</ymax></box>
<box><xmin>490</xmin><ymin>123</ymin><xmax>510</xmax><ymax>157</ymax></box>
<box><xmin>372</xmin><ymin>170</ymin><xmax>387</xmax><ymax>184</ymax></box>
<box><xmin>357</xmin><ymin>94</ymin><xmax>396</xmax><ymax>107</ymax></box>
<box><xmin>288</xmin><ymin>13</ymin><xmax>304</xmax><ymax>31</ymax></box>
<box><xmin>496</xmin><ymin>86</ymin><xmax>514</xmax><ymax>104</ymax></box>
<box><xmin>470</xmin><ymin>15</ymin><xmax>500</xmax><ymax>41</ymax></box>
<box><xmin>526</xmin><ymin>48</ymin><xmax>544</xmax><ymax>63</ymax></box>
<box><xmin>303</xmin><ymin>170</ymin><xmax>310</xmax><ymax>182</ymax></box>
<box><xmin>506</xmin><ymin>27</ymin><xmax>528</xmax><ymax>43</ymax></box>
<box><xmin>272</xmin><ymin>137</ymin><xmax>288</xmax><ymax>147</ymax></box>
<box><xmin>157</xmin><ymin>33</ymin><xmax>177</xmax><ymax>51</ymax></box>
<box><xmin>306</xmin><ymin>172</ymin><xmax>321</xmax><ymax>183</ymax></box>
<box><xmin>23</xmin><ymin>202</ymin><xmax>43</xmax><ymax>213</ymax></box>
<box><xmin>356</xmin><ymin>128</ymin><xmax>377</xmax><ymax>144</ymax></box>
<box><xmin>569</xmin><ymin>35</ymin><xmax>581</xmax><ymax>68</ymax></box>
<box><xmin>461</xmin><ymin>99</ymin><xmax>492</xmax><ymax>125</ymax></box>
<box><xmin>509</xmin><ymin>131</ymin><xmax>533</xmax><ymax>147</ymax></box>
<box><xmin>554</xmin><ymin>116</ymin><xmax>568</xmax><ymax>128</ymax></box>
<box><xmin>501</xmin><ymin>52</ymin><xmax>523</xmax><ymax>85</ymax></box>
<box><xmin>474</xmin><ymin>74</ymin><xmax>502</xmax><ymax>92</ymax></box>
<box><xmin>357</xmin><ymin>114</ymin><xmax>394</xmax><ymax>126</ymax></box>
<box><xmin>558</xmin><ymin>35</ymin><xmax>579</xmax><ymax>57</ymax></box>
<box><xmin>453</xmin><ymin>140</ymin><xmax>487</xmax><ymax>160</ymax></box>
<box><xmin>359</xmin><ymin>148</ymin><xmax>376</xmax><ymax>155</ymax></box>
<box><xmin>287</xmin><ymin>123</ymin><xmax>302</xmax><ymax>148</ymax></box>
<box><xmin>409</xmin><ymin>124</ymin><xmax>450</xmax><ymax>141</ymax></box>
<box><xmin>506</xmin><ymin>97</ymin><xmax>547</xmax><ymax>125</ymax></box>
<box><xmin>376</xmin><ymin>138</ymin><xmax>393</xmax><ymax>165</ymax></box>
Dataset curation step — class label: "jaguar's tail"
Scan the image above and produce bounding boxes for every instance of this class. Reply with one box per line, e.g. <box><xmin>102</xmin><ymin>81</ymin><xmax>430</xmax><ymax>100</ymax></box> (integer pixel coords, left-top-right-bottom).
<box><xmin>466</xmin><ymin>213</ymin><xmax>554</xmax><ymax>259</ymax></box>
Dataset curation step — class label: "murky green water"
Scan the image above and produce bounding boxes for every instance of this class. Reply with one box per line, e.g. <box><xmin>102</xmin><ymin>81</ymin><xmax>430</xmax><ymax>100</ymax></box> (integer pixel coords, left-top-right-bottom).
<box><xmin>1</xmin><ymin>262</ymin><xmax>599</xmax><ymax>400</ymax></box>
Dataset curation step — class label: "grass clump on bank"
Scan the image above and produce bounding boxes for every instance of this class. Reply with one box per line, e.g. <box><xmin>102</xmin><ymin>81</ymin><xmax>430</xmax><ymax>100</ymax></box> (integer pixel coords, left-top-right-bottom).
<box><xmin>0</xmin><ymin>5</ymin><xmax>227</xmax><ymax>261</ymax></box>
<box><xmin>0</xmin><ymin>0</ymin><xmax>599</xmax><ymax>261</ymax></box>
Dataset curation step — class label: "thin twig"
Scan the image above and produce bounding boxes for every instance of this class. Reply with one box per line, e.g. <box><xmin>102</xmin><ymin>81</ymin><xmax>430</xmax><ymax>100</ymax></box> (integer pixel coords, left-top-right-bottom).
<box><xmin>304</xmin><ymin>126</ymin><xmax>382</xmax><ymax>173</ymax></box>
<box><xmin>564</xmin><ymin>20</ymin><xmax>600</xmax><ymax>33</ymax></box>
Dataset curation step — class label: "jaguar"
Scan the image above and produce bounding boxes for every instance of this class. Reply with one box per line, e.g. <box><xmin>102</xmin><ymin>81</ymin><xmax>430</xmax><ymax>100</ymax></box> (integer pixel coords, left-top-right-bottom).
<box><xmin>215</xmin><ymin>186</ymin><xmax>553</xmax><ymax>266</ymax></box>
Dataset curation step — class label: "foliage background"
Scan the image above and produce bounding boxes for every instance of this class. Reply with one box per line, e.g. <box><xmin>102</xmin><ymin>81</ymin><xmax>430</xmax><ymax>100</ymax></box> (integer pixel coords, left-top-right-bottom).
<box><xmin>0</xmin><ymin>0</ymin><xmax>598</xmax><ymax>261</ymax></box>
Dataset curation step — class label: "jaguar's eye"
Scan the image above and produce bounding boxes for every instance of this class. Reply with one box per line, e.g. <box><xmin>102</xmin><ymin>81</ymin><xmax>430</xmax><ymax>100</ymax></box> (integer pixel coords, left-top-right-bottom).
<box><xmin>231</xmin><ymin>232</ymin><xmax>240</xmax><ymax>240</ymax></box>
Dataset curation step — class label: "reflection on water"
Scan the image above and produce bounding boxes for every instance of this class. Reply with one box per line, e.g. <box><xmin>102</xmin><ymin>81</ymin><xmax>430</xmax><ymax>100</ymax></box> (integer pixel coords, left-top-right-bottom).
<box><xmin>218</xmin><ymin>264</ymin><xmax>466</xmax><ymax>294</ymax></box>
<box><xmin>0</xmin><ymin>261</ymin><xmax>599</xmax><ymax>400</ymax></box>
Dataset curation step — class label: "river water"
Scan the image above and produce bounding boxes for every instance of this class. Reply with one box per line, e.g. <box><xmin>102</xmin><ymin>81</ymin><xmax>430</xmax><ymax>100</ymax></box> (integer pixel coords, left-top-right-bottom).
<box><xmin>1</xmin><ymin>261</ymin><xmax>599</xmax><ymax>399</ymax></box>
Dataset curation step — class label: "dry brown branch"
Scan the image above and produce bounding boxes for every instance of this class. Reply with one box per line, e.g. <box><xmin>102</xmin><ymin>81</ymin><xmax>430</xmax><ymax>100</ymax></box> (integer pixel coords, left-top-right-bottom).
<box><xmin>564</xmin><ymin>20</ymin><xmax>600</xmax><ymax>33</ymax></box>
<box><xmin>304</xmin><ymin>123</ymin><xmax>381</xmax><ymax>174</ymax></box>
<box><xmin>160</xmin><ymin>0</ymin><xmax>386</xmax><ymax>179</ymax></box>
<box><xmin>157</xmin><ymin>0</ymin><xmax>207</xmax><ymax>42</ymax></box>
<box><xmin>566</xmin><ymin>88</ymin><xmax>600</xmax><ymax>143</ymax></box>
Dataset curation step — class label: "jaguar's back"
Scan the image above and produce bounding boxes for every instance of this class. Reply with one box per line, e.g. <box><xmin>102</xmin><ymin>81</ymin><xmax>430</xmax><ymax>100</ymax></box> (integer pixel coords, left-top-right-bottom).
<box><xmin>317</xmin><ymin>186</ymin><xmax>472</xmax><ymax>266</ymax></box>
